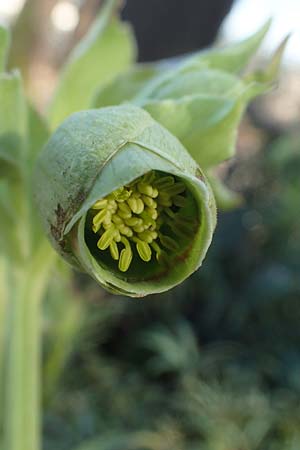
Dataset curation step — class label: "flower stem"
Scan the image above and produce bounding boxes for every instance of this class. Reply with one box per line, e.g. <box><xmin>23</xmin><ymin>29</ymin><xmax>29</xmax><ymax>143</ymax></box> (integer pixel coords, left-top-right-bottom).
<box><xmin>0</xmin><ymin>255</ymin><xmax>9</xmax><ymax>437</ymax></box>
<box><xmin>4</xmin><ymin>242</ymin><xmax>55</xmax><ymax>450</ymax></box>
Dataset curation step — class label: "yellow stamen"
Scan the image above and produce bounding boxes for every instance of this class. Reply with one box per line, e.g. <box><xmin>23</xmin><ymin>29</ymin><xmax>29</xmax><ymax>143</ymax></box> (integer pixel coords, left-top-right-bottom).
<box><xmin>92</xmin><ymin>199</ymin><xmax>108</xmax><ymax>210</ymax></box>
<box><xmin>136</xmin><ymin>240</ymin><xmax>152</xmax><ymax>262</ymax></box>
<box><xmin>119</xmin><ymin>237</ymin><xmax>133</xmax><ymax>272</ymax></box>
<box><xmin>110</xmin><ymin>241</ymin><xmax>119</xmax><ymax>260</ymax></box>
<box><xmin>93</xmin><ymin>209</ymin><xmax>109</xmax><ymax>233</ymax></box>
<box><xmin>90</xmin><ymin>170</ymin><xmax>193</xmax><ymax>272</ymax></box>
<box><xmin>97</xmin><ymin>227</ymin><xmax>116</xmax><ymax>250</ymax></box>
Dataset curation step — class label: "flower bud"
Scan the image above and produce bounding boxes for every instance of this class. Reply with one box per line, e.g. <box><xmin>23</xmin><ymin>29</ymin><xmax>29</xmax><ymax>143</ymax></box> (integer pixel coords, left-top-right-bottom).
<box><xmin>35</xmin><ymin>104</ymin><xmax>216</xmax><ymax>297</ymax></box>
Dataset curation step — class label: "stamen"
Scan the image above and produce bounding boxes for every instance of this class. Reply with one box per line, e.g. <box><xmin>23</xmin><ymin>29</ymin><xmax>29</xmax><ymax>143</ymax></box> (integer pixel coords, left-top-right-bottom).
<box><xmin>110</xmin><ymin>241</ymin><xmax>119</xmax><ymax>260</ymax></box>
<box><xmin>173</xmin><ymin>195</ymin><xmax>186</xmax><ymax>207</ymax></box>
<box><xmin>119</xmin><ymin>237</ymin><xmax>133</xmax><ymax>272</ymax></box>
<box><xmin>163</xmin><ymin>183</ymin><xmax>186</xmax><ymax>196</ymax></box>
<box><xmin>90</xmin><ymin>171</ymin><xmax>196</xmax><ymax>272</ymax></box>
<box><xmin>137</xmin><ymin>182</ymin><xmax>154</xmax><ymax>197</ymax></box>
<box><xmin>92</xmin><ymin>199</ymin><xmax>108</xmax><ymax>210</ymax></box>
<box><xmin>93</xmin><ymin>209</ymin><xmax>109</xmax><ymax>233</ymax></box>
<box><xmin>153</xmin><ymin>176</ymin><xmax>175</xmax><ymax>189</ymax></box>
<box><xmin>159</xmin><ymin>235</ymin><xmax>179</xmax><ymax>252</ymax></box>
<box><xmin>97</xmin><ymin>227</ymin><xmax>116</xmax><ymax>250</ymax></box>
<box><xmin>142</xmin><ymin>195</ymin><xmax>157</xmax><ymax>209</ymax></box>
<box><xmin>125</xmin><ymin>217</ymin><xmax>143</xmax><ymax>227</ymax></box>
<box><xmin>136</xmin><ymin>240</ymin><xmax>152</xmax><ymax>262</ymax></box>
<box><xmin>157</xmin><ymin>192</ymin><xmax>172</xmax><ymax>207</ymax></box>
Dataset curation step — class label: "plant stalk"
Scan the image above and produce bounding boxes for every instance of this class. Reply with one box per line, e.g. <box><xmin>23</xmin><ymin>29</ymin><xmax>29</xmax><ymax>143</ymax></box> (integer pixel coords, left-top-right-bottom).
<box><xmin>4</xmin><ymin>242</ymin><xmax>55</xmax><ymax>450</ymax></box>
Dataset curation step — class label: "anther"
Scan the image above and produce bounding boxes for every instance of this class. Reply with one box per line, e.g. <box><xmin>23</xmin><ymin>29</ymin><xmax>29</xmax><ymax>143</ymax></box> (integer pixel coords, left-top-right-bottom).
<box><xmin>164</xmin><ymin>183</ymin><xmax>186</xmax><ymax>196</ymax></box>
<box><xmin>119</xmin><ymin>237</ymin><xmax>133</xmax><ymax>272</ymax></box>
<box><xmin>92</xmin><ymin>199</ymin><xmax>108</xmax><ymax>210</ymax></box>
<box><xmin>159</xmin><ymin>235</ymin><xmax>179</xmax><ymax>252</ymax></box>
<box><xmin>97</xmin><ymin>227</ymin><xmax>116</xmax><ymax>250</ymax></box>
<box><xmin>153</xmin><ymin>176</ymin><xmax>175</xmax><ymax>189</ymax></box>
<box><xmin>136</xmin><ymin>240</ymin><xmax>152</xmax><ymax>262</ymax></box>
<box><xmin>93</xmin><ymin>209</ymin><xmax>109</xmax><ymax>233</ymax></box>
<box><xmin>173</xmin><ymin>195</ymin><xmax>186</xmax><ymax>207</ymax></box>
<box><xmin>109</xmin><ymin>241</ymin><xmax>119</xmax><ymax>260</ymax></box>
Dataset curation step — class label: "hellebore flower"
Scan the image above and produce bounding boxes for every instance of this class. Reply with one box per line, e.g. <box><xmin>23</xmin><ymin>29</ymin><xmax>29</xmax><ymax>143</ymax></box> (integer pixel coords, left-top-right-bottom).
<box><xmin>35</xmin><ymin>104</ymin><xmax>216</xmax><ymax>297</ymax></box>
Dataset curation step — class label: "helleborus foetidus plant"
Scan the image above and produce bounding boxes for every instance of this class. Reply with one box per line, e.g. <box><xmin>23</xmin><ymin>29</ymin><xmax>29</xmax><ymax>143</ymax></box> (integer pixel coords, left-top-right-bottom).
<box><xmin>0</xmin><ymin>1</ymin><xmax>287</xmax><ymax>449</ymax></box>
<box><xmin>33</xmin><ymin>7</ymin><xmax>287</xmax><ymax>297</ymax></box>
<box><xmin>35</xmin><ymin>105</ymin><xmax>216</xmax><ymax>296</ymax></box>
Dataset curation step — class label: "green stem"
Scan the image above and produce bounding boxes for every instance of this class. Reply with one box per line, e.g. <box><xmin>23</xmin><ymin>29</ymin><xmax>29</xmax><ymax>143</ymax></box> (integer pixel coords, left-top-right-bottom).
<box><xmin>4</xmin><ymin>241</ymin><xmax>55</xmax><ymax>450</ymax></box>
<box><xmin>0</xmin><ymin>255</ymin><xmax>8</xmax><ymax>437</ymax></box>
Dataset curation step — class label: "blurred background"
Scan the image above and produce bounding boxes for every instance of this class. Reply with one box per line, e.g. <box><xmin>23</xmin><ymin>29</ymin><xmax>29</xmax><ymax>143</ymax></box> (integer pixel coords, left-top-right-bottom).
<box><xmin>1</xmin><ymin>1</ymin><xmax>299</xmax><ymax>449</ymax></box>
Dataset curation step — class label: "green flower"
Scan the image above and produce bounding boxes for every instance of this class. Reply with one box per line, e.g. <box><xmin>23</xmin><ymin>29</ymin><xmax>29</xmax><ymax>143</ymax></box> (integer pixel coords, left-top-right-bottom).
<box><xmin>35</xmin><ymin>104</ymin><xmax>216</xmax><ymax>297</ymax></box>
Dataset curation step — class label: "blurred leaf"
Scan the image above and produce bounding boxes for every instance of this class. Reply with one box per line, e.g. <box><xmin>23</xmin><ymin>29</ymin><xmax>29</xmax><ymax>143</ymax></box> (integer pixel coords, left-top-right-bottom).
<box><xmin>193</xmin><ymin>19</ymin><xmax>272</xmax><ymax>73</ymax></box>
<box><xmin>142</xmin><ymin>321</ymin><xmax>200</xmax><ymax>374</ymax></box>
<box><xmin>0</xmin><ymin>25</ymin><xmax>10</xmax><ymax>72</ymax></box>
<box><xmin>43</xmin><ymin>265</ymin><xmax>85</xmax><ymax>405</ymax></box>
<box><xmin>144</xmin><ymin>94</ymin><xmax>244</xmax><ymax>168</ymax></box>
<box><xmin>207</xmin><ymin>171</ymin><xmax>243</xmax><ymax>210</ymax></box>
<box><xmin>92</xmin><ymin>63</ymin><xmax>160</xmax><ymax>108</ymax></box>
<box><xmin>73</xmin><ymin>433</ymin><xmax>133</xmax><ymax>450</ymax></box>
<box><xmin>93</xmin><ymin>23</ymin><xmax>281</xmax><ymax>169</ymax></box>
<box><xmin>48</xmin><ymin>0</ymin><xmax>136</xmax><ymax>129</ymax></box>
<box><xmin>0</xmin><ymin>70</ymin><xmax>27</xmax><ymax>177</ymax></box>
<box><xmin>27</xmin><ymin>103</ymin><xmax>49</xmax><ymax>167</ymax></box>
<box><xmin>0</xmin><ymin>181</ymin><xmax>18</xmax><ymax>259</ymax></box>
<box><xmin>244</xmin><ymin>35</ymin><xmax>290</xmax><ymax>99</ymax></box>
<box><xmin>142</xmin><ymin>68</ymin><xmax>244</xmax><ymax>100</ymax></box>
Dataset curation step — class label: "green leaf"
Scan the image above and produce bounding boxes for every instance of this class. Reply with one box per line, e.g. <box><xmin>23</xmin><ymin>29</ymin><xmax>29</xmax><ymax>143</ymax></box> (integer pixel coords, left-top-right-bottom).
<box><xmin>0</xmin><ymin>71</ymin><xmax>27</xmax><ymax>177</ymax></box>
<box><xmin>92</xmin><ymin>63</ymin><xmax>160</xmax><ymax>108</ymax></box>
<box><xmin>143</xmin><ymin>68</ymin><xmax>244</xmax><ymax>100</ymax></box>
<box><xmin>191</xmin><ymin>19</ymin><xmax>272</xmax><ymax>73</ymax></box>
<box><xmin>27</xmin><ymin>103</ymin><xmax>49</xmax><ymax>167</ymax></box>
<box><xmin>144</xmin><ymin>94</ymin><xmax>245</xmax><ymax>168</ymax></box>
<box><xmin>94</xmin><ymin>65</ymin><xmax>244</xmax><ymax>107</ymax></box>
<box><xmin>48</xmin><ymin>0</ymin><xmax>136</xmax><ymax>129</ymax></box>
<box><xmin>243</xmin><ymin>35</ymin><xmax>290</xmax><ymax>99</ymax></box>
<box><xmin>0</xmin><ymin>25</ymin><xmax>10</xmax><ymax>72</ymax></box>
<box><xmin>0</xmin><ymin>180</ymin><xmax>23</xmax><ymax>260</ymax></box>
<box><xmin>206</xmin><ymin>171</ymin><xmax>243</xmax><ymax>211</ymax></box>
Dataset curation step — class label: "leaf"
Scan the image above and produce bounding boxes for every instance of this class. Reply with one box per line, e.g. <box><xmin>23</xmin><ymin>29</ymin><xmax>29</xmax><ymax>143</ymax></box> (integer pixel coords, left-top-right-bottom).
<box><xmin>143</xmin><ymin>68</ymin><xmax>244</xmax><ymax>100</ymax></box>
<box><xmin>27</xmin><ymin>103</ymin><xmax>49</xmax><ymax>168</ymax></box>
<box><xmin>140</xmin><ymin>33</ymin><xmax>287</xmax><ymax>169</ymax></box>
<box><xmin>48</xmin><ymin>0</ymin><xmax>136</xmax><ymax>129</ymax></box>
<box><xmin>0</xmin><ymin>71</ymin><xmax>27</xmax><ymax>177</ymax></box>
<box><xmin>92</xmin><ymin>63</ymin><xmax>160</xmax><ymax>108</ymax></box>
<box><xmin>0</xmin><ymin>25</ymin><xmax>10</xmax><ymax>72</ymax></box>
<box><xmin>206</xmin><ymin>171</ymin><xmax>243</xmax><ymax>211</ymax></box>
<box><xmin>191</xmin><ymin>19</ymin><xmax>272</xmax><ymax>73</ymax></box>
<box><xmin>0</xmin><ymin>180</ymin><xmax>23</xmax><ymax>260</ymax></box>
<box><xmin>144</xmin><ymin>94</ymin><xmax>245</xmax><ymax>168</ymax></box>
<box><xmin>243</xmin><ymin>35</ymin><xmax>290</xmax><ymax>99</ymax></box>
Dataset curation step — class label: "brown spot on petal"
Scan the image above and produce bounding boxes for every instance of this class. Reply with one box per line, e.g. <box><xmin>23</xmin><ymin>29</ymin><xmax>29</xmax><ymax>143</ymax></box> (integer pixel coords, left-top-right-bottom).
<box><xmin>195</xmin><ymin>168</ymin><xmax>205</xmax><ymax>182</ymax></box>
<box><xmin>51</xmin><ymin>203</ymin><xmax>67</xmax><ymax>243</ymax></box>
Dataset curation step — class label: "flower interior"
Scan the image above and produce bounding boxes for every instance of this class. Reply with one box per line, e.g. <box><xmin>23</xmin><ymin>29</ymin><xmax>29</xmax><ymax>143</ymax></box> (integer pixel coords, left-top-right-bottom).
<box><xmin>85</xmin><ymin>171</ymin><xmax>200</xmax><ymax>280</ymax></box>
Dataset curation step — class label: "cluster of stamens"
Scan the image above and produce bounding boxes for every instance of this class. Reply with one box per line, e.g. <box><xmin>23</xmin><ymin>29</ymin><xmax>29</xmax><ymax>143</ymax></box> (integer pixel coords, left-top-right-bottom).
<box><xmin>90</xmin><ymin>171</ymin><xmax>194</xmax><ymax>272</ymax></box>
